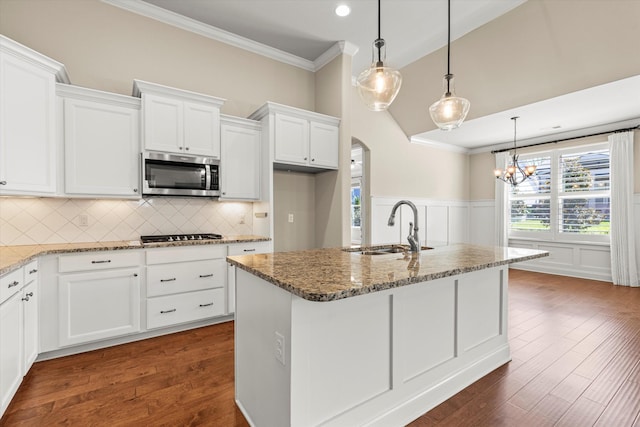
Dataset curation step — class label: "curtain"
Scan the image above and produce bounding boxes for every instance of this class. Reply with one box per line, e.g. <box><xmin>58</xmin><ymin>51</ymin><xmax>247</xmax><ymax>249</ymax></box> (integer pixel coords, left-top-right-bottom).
<box><xmin>609</xmin><ymin>131</ymin><xmax>639</xmax><ymax>287</ymax></box>
<box><xmin>495</xmin><ymin>152</ymin><xmax>509</xmax><ymax>247</ymax></box>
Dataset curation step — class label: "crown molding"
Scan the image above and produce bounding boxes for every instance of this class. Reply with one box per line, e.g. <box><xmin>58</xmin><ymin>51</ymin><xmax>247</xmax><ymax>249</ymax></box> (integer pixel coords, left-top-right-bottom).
<box><xmin>102</xmin><ymin>0</ymin><xmax>317</xmax><ymax>72</ymax></box>
<box><xmin>313</xmin><ymin>41</ymin><xmax>359</xmax><ymax>71</ymax></box>
<box><xmin>410</xmin><ymin>136</ymin><xmax>470</xmax><ymax>154</ymax></box>
<box><xmin>0</xmin><ymin>35</ymin><xmax>70</xmax><ymax>84</ymax></box>
<box><xmin>56</xmin><ymin>83</ymin><xmax>141</xmax><ymax>108</ymax></box>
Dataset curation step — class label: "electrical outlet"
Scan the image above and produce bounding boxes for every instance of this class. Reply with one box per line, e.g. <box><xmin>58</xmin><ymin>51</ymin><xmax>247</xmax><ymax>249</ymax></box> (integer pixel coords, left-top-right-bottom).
<box><xmin>288</xmin><ymin>213</ymin><xmax>294</xmax><ymax>223</ymax></box>
<box><xmin>275</xmin><ymin>332</ymin><xmax>285</xmax><ymax>365</ymax></box>
<box><xmin>78</xmin><ymin>214</ymin><xmax>89</xmax><ymax>227</ymax></box>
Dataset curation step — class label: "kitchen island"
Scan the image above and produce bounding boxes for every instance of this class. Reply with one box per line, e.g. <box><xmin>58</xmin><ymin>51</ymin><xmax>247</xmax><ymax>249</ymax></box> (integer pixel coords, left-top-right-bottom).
<box><xmin>227</xmin><ymin>243</ymin><xmax>548</xmax><ymax>427</ymax></box>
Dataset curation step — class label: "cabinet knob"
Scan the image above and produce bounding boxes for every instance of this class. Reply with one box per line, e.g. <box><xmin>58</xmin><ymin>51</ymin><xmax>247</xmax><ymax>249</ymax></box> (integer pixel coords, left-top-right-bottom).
<box><xmin>8</xmin><ymin>281</ymin><xmax>19</xmax><ymax>288</ymax></box>
<box><xmin>133</xmin><ymin>273</ymin><xmax>138</xmax><ymax>277</ymax></box>
<box><xmin>222</xmin><ymin>192</ymin><xmax>226</xmax><ymax>195</ymax></box>
<box><xmin>304</xmin><ymin>157</ymin><xmax>307</xmax><ymax>161</ymax></box>
<box><xmin>179</xmin><ymin>147</ymin><xmax>183</xmax><ymax>150</ymax></box>
<box><xmin>26</xmin><ymin>292</ymin><xmax>33</xmax><ymax>297</ymax></box>
<box><xmin>185</xmin><ymin>147</ymin><xmax>189</xmax><ymax>151</ymax></box>
<box><xmin>0</xmin><ymin>181</ymin><xmax>6</xmax><ymax>185</ymax></box>
<box><xmin>22</xmin><ymin>296</ymin><xmax>30</xmax><ymax>302</ymax></box>
<box><xmin>29</xmin><ymin>269</ymin><xmax>38</xmax><ymax>274</ymax></box>
<box><xmin>312</xmin><ymin>158</ymin><xmax>315</xmax><ymax>162</ymax></box>
<box><xmin>133</xmin><ymin>188</ymin><xmax>138</xmax><ymax>193</ymax></box>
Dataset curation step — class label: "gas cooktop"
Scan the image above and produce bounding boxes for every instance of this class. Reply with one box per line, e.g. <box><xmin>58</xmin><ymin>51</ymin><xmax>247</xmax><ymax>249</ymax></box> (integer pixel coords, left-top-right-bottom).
<box><xmin>140</xmin><ymin>233</ymin><xmax>223</xmax><ymax>244</ymax></box>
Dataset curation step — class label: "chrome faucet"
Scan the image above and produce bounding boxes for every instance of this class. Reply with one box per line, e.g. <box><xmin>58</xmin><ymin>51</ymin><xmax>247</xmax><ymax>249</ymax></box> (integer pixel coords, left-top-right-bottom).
<box><xmin>388</xmin><ymin>200</ymin><xmax>420</xmax><ymax>254</ymax></box>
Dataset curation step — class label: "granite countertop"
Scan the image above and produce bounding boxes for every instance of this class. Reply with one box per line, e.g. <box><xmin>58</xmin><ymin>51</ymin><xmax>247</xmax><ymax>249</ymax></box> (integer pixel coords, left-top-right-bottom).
<box><xmin>227</xmin><ymin>243</ymin><xmax>548</xmax><ymax>302</ymax></box>
<box><xmin>0</xmin><ymin>235</ymin><xmax>270</xmax><ymax>275</ymax></box>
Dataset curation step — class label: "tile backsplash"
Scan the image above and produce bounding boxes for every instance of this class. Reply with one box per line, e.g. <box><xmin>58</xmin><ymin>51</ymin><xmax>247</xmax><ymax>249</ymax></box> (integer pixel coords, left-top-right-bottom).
<box><xmin>0</xmin><ymin>197</ymin><xmax>254</xmax><ymax>246</ymax></box>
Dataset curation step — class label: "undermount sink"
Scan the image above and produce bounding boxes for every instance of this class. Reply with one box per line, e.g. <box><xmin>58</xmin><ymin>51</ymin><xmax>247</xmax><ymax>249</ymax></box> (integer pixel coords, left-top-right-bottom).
<box><xmin>347</xmin><ymin>245</ymin><xmax>433</xmax><ymax>255</ymax></box>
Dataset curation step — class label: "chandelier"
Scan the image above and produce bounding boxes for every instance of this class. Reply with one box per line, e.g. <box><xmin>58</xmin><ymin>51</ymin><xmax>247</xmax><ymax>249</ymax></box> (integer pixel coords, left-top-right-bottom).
<box><xmin>356</xmin><ymin>0</ymin><xmax>402</xmax><ymax>111</ymax></box>
<box><xmin>429</xmin><ymin>0</ymin><xmax>470</xmax><ymax>130</ymax></box>
<box><xmin>494</xmin><ymin>116</ymin><xmax>537</xmax><ymax>186</ymax></box>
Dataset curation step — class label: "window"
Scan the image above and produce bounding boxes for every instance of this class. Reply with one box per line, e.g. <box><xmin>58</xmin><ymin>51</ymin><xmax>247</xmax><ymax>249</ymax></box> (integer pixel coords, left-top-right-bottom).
<box><xmin>507</xmin><ymin>143</ymin><xmax>610</xmax><ymax>242</ymax></box>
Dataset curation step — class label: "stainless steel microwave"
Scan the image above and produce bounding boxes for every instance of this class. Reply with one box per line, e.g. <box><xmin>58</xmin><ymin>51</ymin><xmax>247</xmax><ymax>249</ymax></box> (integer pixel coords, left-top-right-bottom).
<box><xmin>142</xmin><ymin>151</ymin><xmax>220</xmax><ymax>197</ymax></box>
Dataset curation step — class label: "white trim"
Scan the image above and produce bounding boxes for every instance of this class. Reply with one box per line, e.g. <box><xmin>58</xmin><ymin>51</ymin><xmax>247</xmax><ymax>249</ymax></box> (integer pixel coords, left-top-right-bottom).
<box><xmin>132</xmin><ymin>79</ymin><xmax>225</xmax><ymax>106</ymax></box>
<box><xmin>314</xmin><ymin>41</ymin><xmax>359</xmax><ymax>71</ymax></box>
<box><xmin>410</xmin><ymin>136</ymin><xmax>471</xmax><ymax>154</ymax></box>
<box><xmin>101</xmin><ymin>0</ymin><xmax>318</xmax><ymax>72</ymax></box>
<box><xmin>468</xmin><ymin>118</ymin><xmax>640</xmax><ymax>155</ymax></box>
<box><xmin>248</xmin><ymin>101</ymin><xmax>340</xmax><ymax>126</ymax></box>
<box><xmin>220</xmin><ymin>114</ymin><xmax>261</xmax><ymax>130</ymax></box>
<box><xmin>56</xmin><ymin>83</ymin><xmax>141</xmax><ymax>108</ymax></box>
<box><xmin>0</xmin><ymin>34</ymin><xmax>70</xmax><ymax>84</ymax></box>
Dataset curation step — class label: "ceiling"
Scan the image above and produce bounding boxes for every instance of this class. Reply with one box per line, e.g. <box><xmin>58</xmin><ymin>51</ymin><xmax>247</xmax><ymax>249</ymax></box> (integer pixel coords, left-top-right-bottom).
<box><xmin>141</xmin><ymin>0</ymin><xmax>526</xmax><ymax>75</ymax></box>
<box><xmin>130</xmin><ymin>0</ymin><xmax>639</xmax><ymax>151</ymax></box>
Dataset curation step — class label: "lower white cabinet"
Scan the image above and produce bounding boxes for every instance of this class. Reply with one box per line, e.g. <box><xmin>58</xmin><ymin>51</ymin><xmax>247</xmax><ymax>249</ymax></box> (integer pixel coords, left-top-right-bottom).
<box><xmin>0</xmin><ymin>288</ymin><xmax>22</xmax><ymax>417</ymax></box>
<box><xmin>58</xmin><ymin>251</ymin><xmax>142</xmax><ymax>347</ymax></box>
<box><xmin>0</xmin><ymin>260</ymin><xmax>39</xmax><ymax>418</ymax></box>
<box><xmin>147</xmin><ymin>288</ymin><xmax>225</xmax><ymax>330</ymax></box>
<box><xmin>226</xmin><ymin>241</ymin><xmax>272</xmax><ymax>314</ymax></box>
<box><xmin>146</xmin><ymin>245</ymin><xmax>228</xmax><ymax>329</ymax></box>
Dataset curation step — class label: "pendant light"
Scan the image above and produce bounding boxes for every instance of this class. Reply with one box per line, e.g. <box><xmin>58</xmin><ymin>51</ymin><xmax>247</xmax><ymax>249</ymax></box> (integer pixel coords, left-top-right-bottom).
<box><xmin>494</xmin><ymin>117</ymin><xmax>537</xmax><ymax>186</ymax></box>
<box><xmin>429</xmin><ymin>0</ymin><xmax>470</xmax><ymax>130</ymax></box>
<box><xmin>356</xmin><ymin>0</ymin><xmax>402</xmax><ymax>112</ymax></box>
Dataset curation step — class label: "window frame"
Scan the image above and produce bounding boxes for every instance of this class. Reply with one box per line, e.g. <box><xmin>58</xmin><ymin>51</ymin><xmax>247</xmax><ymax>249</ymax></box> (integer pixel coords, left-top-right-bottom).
<box><xmin>507</xmin><ymin>142</ymin><xmax>610</xmax><ymax>244</ymax></box>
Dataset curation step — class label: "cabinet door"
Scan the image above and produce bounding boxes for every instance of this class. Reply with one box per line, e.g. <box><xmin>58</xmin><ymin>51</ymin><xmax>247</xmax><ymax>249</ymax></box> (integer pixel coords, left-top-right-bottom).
<box><xmin>184</xmin><ymin>101</ymin><xmax>220</xmax><ymax>158</ymax></box>
<box><xmin>58</xmin><ymin>268</ymin><xmax>141</xmax><ymax>347</ymax></box>
<box><xmin>220</xmin><ymin>123</ymin><xmax>260</xmax><ymax>200</ymax></box>
<box><xmin>227</xmin><ymin>241</ymin><xmax>272</xmax><ymax>314</ymax></box>
<box><xmin>22</xmin><ymin>281</ymin><xmax>38</xmax><ymax>373</ymax></box>
<box><xmin>0</xmin><ymin>53</ymin><xmax>56</xmax><ymax>195</ymax></box>
<box><xmin>64</xmin><ymin>98</ymin><xmax>140</xmax><ymax>197</ymax></box>
<box><xmin>142</xmin><ymin>93</ymin><xmax>183</xmax><ymax>153</ymax></box>
<box><xmin>309</xmin><ymin>121</ymin><xmax>339</xmax><ymax>169</ymax></box>
<box><xmin>0</xmin><ymin>291</ymin><xmax>22</xmax><ymax>415</ymax></box>
<box><xmin>274</xmin><ymin>113</ymin><xmax>309</xmax><ymax>166</ymax></box>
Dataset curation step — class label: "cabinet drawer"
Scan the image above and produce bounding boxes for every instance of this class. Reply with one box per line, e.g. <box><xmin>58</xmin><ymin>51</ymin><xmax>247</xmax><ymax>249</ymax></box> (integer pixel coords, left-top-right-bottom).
<box><xmin>147</xmin><ymin>288</ymin><xmax>225</xmax><ymax>329</ymax></box>
<box><xmin>228</xmin><ymin>241</ymin><xmax>272</xmax><ymax>256</ymax></box>
<box><xmin>24</xmin><ymin>260</ymin><xmax>38</xmax><ymax>284</ymax></box>
<box><xmin>1</xmin><ymin>268</ymin><xmax>23</xmax><ymax>305</ymax></box>
<box><xmin>59</xmin><ymin>251</ymin><xmax>141</xmax><ymax>273</ymax></box>
<box><xmin>146</xmin><ymin>245</ymin><xmax>226</xmax><ymax>265</ymax></box>
<box><xmin>147</xmin><ymin>259</ymin><xmax>225</xmax><ymax>297</ymax></box>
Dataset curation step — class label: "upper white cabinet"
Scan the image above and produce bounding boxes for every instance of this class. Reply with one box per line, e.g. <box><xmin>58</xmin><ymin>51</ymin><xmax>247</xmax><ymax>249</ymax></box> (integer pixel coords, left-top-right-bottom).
<box><xmin>133</xmin><ymin>80</ymin><xmax>225</xmax><ymax>158</ymax></box>
<box><xmin>0</xmin><ymin>35</ymin><xmax>69</xmax><ymax>196</ymax></box>
<box><xmin>220</xmin><ymin>115</ymin><xmax>261</xmax><ymax>200</ymax></box>
<box><xmin>58</xmin><ymin>84</ymin><xmax>141</xmax><ymax>198</ymax></box>
<box><xmin>249</xmin><ymin>102</ymin><xmax>340</xmax><ymax>172</ymax></box>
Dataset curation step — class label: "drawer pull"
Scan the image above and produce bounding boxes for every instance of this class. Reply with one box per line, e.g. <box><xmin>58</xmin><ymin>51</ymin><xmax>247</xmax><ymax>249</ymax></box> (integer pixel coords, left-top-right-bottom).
<box><xmin>243</xmin><ymin>249</ymin><xmax>256</xmax><ymax>252</ymax></box>
<box><xmin>160</xmin><ymin>309</ymin><xmax>177</xmax><ymax>314</ymax></box>
<box><xmin>29</xmin><ymin>269</ymin><xmax>38</xmax><ymax>274</ymax></box>
<box><xmin>22</xmin><ymin>296</ymin><xmax>30</xmax><ymax>302</ymax></box>
<box><xmin>0</xmin><ymin>181</ymin><xmax>6</xmax><ymax>185</ymax></box>
<box><xmin>160</xmin><ymin>278</ymin><xmax>176</xmax><ymax>283</ymax></box>
<box><xmin>133</xmin><ymin>273</ymin><xmax>138</xmax><ymax>277</ymax></box>
<box><xmin>26</xmin><ymin>292</ymin><xmax>33</xmax><ymax>297</ymax></box>
<box><xmin>8</xmin><ymin>281</ymin><xmax>19</xmax><ymax>288</ymax></box>
<box><xmin>91</xmin><ymin>260</ymin><xmax>111</xmax><ymax>264</ymax></box>
<box><xmin>199</xmin><ymin>274</ymin><xmax>213</xmax><ymax>278</ymax></box>
<box><xmin>22</xmin><ymin>292</ymin><xmax>33</xmax><ymax>301</ymax></box>
<box><xmin>199</xmin><ymin>302</ymin><xmax>214</xmax><ymax>307</ymax></box>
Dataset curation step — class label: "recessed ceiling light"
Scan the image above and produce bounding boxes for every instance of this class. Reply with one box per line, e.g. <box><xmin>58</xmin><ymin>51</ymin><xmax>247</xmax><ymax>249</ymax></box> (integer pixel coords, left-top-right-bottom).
<box><xmin>335</xmin><ymin>4</ymin><xmax>351</xmax><ymax>17</ymax></box>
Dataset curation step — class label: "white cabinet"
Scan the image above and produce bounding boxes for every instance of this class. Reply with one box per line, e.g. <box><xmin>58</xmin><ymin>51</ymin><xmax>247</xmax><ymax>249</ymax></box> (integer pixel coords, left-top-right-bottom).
<box><xmin>220</xmin><ymin>115</ymin><xmax>261</xmax><ymax>200</ymax></box>
<box><xmin>133</xmin><ymin>80</ymin><xmax>225</xmax><ymax>157</ymax></box>
<box><xmin>58</xmin><ymin>84</ymin><xmax>141</xmax><ymax>198</ymax></box>
<box><xmin>0</xmin><ymin>260</ymin><xmax>39</xmax><ymax>418</ymax></box>
<box><xmin>146</xmin><ymin>245</ymin><xmax>228</xmax><ymax>329</ymax></box>
<box><xmin>226</xmin><ymin>241</ymin><xmax>272</xmax><ymax>314</ymax></box>
<box><xmin>0</xmin><ymin>35</ymin><xmax>69</xmax><ymax>196</ymax></box>
<box><xmin>0</xmin><ymin>271</ymin><xmax>22</xmax><ymax>418</ymax></box>
<box><xmin>22</xmin><ymin>261</ymin><xmax>39</xmax><ymax>374</ymax></box>
<box><xmin>249</xmin><ymin>102</ymin><xmax>340</xmax><ymax>172</ymax></box>
<box><xmin>58</xmin><ymin>251</ymin><xmax>141</xmax><ymax>347</ymax></box>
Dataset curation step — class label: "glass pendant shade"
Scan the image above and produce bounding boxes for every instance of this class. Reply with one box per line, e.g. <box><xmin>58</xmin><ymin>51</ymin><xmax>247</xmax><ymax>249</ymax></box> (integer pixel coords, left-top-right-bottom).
<box><xmin>356</xmin><ymin>40</ymin><xmax>402</xmax><ymax>111</ymax></box>
<box><xmin>429</xmin><ymin>74</ymin><xmax>470</xmax><ymax>131</ymax></box>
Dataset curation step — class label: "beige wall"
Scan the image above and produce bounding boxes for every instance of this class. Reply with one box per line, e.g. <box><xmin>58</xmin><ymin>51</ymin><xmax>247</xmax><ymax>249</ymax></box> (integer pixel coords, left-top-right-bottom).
<box><xmin>351</xmin><ymin>86</ymin><xmax>469</xmax><ymax>201</ymax></box>
<box><xmin>273</xmin><ymin>171</ymin><xmax>316</xmax><ymax>252</ymax></box>
<box><xmin>391</xmin><ymin>0</ymin><xmax>640</xmax><ymax>137</ymax></box>
<box><xmin>469</xmin><ymin>130</ymin><xmax>640</xmax><ymax>200</ymax></box>
<box><xmin>0</xmin><ymin>0</ymin><xmax>314</xmax><ymax>117</ymax></box>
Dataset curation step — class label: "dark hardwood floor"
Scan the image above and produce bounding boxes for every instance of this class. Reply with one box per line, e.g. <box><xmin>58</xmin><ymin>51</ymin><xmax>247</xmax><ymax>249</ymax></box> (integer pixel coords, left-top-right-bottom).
<box><xmin>2</xmin><ymin>270</ymin><xmax>639</xmax><ymax>426</ymax></box>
